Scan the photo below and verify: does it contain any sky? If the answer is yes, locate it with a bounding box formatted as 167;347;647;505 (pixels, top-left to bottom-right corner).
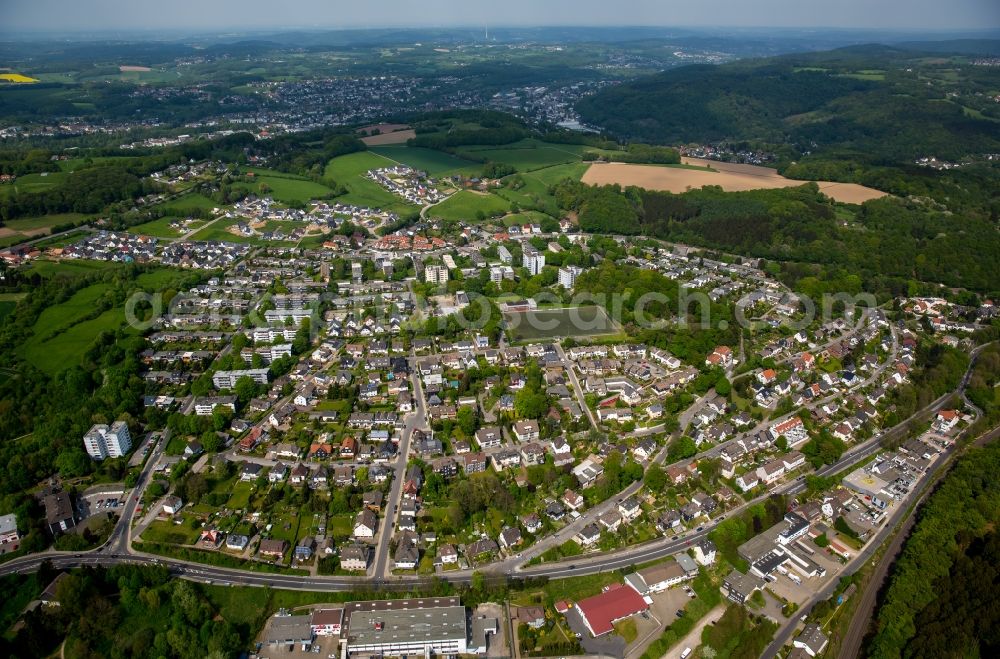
3;0;1000;34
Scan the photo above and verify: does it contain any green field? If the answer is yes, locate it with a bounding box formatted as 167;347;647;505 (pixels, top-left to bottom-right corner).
154;193;218;215
428;189;511;222
0;212;89;247
369;145;479;176
18;267;190;373
189;219;302;246
323;151;420;214
128;215;202;238
245;168;336;204
25;259;121;279
505;306;620;341
0;171;66;197
455;139;593;171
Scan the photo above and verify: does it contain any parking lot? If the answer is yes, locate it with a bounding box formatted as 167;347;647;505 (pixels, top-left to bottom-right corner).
77;488;128;519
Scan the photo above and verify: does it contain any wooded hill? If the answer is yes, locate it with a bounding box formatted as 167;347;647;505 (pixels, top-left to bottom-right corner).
576;43;1000;163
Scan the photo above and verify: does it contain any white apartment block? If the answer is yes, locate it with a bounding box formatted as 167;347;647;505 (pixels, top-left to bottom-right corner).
558;266;583;289
213;368;269;389
424;264;449;285
83;421;132;460
523;251;546;276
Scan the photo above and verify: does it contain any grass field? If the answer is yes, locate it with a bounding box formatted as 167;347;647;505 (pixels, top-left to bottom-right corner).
154;193;219;215
189;219;301;246
323;151;420;214
0;171;66;198
506;306;620;341
368;145;479;176
427;190;510;222
0;213;89;248
244;168;335;204
455;140;584;171
128;216;201;238
18;267;190;373
26;259;121;278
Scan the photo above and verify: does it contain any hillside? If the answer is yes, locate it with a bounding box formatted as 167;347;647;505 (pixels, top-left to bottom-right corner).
576;44;1000;163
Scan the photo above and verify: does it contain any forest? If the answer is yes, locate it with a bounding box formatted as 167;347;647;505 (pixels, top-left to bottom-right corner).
552;180;1000;294
866;440;1000;659
0;564;247;659
576;44;1000;163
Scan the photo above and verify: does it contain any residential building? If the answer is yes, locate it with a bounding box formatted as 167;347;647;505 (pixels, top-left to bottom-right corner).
558;265;583;289
83;421;132;460
424;264;449;285
213;368;269;388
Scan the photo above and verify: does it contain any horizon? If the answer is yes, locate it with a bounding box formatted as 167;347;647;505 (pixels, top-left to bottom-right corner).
4;0;1000;35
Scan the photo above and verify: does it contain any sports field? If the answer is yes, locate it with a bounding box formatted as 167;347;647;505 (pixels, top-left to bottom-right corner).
505;306;620;341
582;159;888;204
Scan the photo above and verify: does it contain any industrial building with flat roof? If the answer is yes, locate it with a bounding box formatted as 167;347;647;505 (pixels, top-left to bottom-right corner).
344;597;468;656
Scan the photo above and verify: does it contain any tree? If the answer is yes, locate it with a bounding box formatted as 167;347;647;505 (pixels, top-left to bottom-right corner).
644;463;668;491
715;376;732;397
234;376;257;404
668;436;698;462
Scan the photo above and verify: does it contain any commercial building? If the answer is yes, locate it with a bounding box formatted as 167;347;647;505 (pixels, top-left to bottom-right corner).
213;368;269;389
624;559;692;594
263;614;314;647
343;597;468;655
83;421;132;460
575;583;649;637
0;513;20;545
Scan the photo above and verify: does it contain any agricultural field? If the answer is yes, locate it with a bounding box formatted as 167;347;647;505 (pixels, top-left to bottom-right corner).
505;305;620;341
583;159;888;204
428;189;511;222
243;168;336;204
368;145;479;176
0;212;89;247
323;151;421;214
0;73;39;83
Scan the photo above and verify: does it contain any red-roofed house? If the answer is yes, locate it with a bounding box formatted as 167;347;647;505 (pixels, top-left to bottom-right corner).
575;583;649;637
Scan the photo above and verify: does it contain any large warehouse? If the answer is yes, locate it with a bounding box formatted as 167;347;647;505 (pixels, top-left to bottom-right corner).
344;597;470;656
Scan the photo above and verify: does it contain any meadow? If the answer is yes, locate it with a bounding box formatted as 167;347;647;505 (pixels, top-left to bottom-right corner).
323;151;420;214
455;139;586;171
154;192;219;215
368;145;478;176
428;189;511;222
128;216;202;238
19;266;191;373
244;168;336;204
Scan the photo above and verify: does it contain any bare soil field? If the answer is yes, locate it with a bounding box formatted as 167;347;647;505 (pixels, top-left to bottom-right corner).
583;159;887;204
358;124;415;145
118;65;152;72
